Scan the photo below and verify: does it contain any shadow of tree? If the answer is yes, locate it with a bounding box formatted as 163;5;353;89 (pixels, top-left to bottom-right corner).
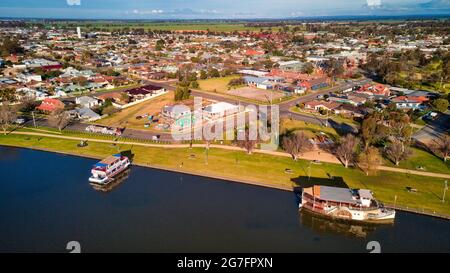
291;176;348;190
120;149;135;162
327;119;358;137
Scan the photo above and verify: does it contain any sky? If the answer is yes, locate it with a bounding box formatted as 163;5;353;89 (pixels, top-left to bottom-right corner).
0;0;449;19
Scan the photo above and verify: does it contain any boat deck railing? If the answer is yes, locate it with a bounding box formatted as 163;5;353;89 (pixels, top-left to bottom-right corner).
302;195;382;212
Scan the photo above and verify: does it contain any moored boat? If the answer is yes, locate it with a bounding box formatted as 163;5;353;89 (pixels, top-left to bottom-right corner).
299;185;395;223
91;168;131;192
89;154;131;184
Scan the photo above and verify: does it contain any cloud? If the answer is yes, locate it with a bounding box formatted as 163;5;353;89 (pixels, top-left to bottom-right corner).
366;0;382;8
66;0;81;6
290;11;304;17
132;9;164;15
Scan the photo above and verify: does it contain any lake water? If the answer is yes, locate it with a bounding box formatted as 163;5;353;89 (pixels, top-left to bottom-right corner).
0;146;449;253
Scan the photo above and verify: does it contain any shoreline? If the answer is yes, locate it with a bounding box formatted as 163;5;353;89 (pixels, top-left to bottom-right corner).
0;143;293;192
1;143;449;221
8;131;450;179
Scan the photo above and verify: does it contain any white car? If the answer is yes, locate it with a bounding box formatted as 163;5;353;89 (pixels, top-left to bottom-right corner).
14;118;26;125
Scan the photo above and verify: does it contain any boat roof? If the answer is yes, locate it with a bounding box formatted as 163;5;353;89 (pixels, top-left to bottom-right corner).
358;189;373;199
312;185;357;204
96;154;121;167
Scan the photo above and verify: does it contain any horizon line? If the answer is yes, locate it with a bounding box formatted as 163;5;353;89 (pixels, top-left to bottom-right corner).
1;13;450;22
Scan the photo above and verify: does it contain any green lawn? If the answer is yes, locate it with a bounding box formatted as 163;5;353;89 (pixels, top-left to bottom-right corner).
198;75;240;93
384;147;450;175
280;118;340;140
1;133;449;216
291;106;360;128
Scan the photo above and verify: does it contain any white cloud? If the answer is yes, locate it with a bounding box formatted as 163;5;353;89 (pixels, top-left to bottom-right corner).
67;0;81;6
366;0;382;7
132;9;164;15
290;11;304;17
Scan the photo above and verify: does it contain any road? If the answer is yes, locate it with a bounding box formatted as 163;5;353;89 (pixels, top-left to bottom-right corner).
413;111;450;144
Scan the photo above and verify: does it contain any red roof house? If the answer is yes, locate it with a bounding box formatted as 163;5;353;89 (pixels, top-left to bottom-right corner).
244;49;265;57
36;98;64;113
357;84;390;97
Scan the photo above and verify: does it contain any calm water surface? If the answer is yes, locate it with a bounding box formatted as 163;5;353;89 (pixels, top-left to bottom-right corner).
0;146;449;253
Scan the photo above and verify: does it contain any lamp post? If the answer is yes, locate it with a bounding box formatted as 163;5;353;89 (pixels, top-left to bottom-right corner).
307;161;312;181
32;111;36;128
443;180;448;203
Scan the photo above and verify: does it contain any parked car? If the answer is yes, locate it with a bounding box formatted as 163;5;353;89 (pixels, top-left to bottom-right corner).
14;118;26;125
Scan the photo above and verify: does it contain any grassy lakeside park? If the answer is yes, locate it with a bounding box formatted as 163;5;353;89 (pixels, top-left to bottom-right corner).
0;132;449;216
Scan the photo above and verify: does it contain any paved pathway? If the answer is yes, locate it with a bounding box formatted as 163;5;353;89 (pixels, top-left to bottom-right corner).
7;131;450;179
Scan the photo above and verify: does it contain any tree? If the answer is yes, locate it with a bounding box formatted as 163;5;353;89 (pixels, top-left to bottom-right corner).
432;98;449;113
387;110;413;156
385;139;411;166
19;96;39;113
0;88;16;102
174;86;191;101
120;93;131;104
358;147;381;176
282;131;313;160
335;134;359;168
228;77;245;87
190;81;199;89
325;59;345;78
361;115;378;149
48;110;70;132
199;70;207;80
207;68;220;78
302;62;315;75
0;104;17;135
155;39;165;51
237;128;259;155
433;135;450;162
102;105;118;116
0;37;24;57
73;76;88;86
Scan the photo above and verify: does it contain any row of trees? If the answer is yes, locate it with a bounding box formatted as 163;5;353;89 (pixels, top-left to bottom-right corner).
364;49;450;92
277;105;450;176
0;37;24;57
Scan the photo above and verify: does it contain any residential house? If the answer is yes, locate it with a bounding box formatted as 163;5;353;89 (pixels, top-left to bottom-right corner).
328;94;367;106
126;85;165;101
278;60;305;72
304;100;341;112
69;107;101;121
36;98;65;113
75;96;99;108
203;102;239;120
162;105;191;120
333;104;367;118
391;96;429;110
356;84;390;97
300;77;329;91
